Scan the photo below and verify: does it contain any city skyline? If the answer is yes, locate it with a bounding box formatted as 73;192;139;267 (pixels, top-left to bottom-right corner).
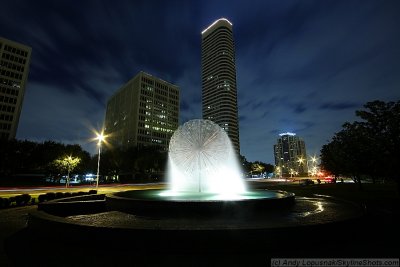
1;0;399;163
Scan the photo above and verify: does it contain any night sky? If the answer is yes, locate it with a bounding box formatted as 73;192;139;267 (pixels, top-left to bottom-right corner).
1;0;399;163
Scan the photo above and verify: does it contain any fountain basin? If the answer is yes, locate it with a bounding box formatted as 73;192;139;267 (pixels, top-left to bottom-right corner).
106;189;295;217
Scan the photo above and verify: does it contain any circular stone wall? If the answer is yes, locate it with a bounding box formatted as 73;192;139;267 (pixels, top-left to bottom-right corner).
106;189;295;218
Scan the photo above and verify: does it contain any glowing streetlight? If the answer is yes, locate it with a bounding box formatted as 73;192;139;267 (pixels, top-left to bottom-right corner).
297;157;305;176
96;132;105;190
276;166;281;178
310;156;318;177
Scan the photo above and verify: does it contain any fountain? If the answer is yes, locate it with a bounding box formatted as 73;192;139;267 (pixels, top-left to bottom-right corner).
7;120;364;266
106;119;295;216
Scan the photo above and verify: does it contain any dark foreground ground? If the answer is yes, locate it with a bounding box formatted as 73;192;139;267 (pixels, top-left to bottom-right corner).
1;182;399;267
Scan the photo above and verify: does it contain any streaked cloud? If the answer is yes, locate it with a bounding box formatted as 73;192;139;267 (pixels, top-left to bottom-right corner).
0;0;398;163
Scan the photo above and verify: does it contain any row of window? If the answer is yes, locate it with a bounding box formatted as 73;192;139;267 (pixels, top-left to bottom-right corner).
141;82;179;96
0;113;13;122
0;122;11;130
1;52;27;65
0;69;23;80
154;81;176;92
141;76;154;85
140;88;179;103
140;88;154;97
0;77;21;88
154;87;168;97
138;136;167;144
137;129;151;135
0;86;19;96
1;60;25;72
0;95;17;105
3;44;29;57
0;104;16;113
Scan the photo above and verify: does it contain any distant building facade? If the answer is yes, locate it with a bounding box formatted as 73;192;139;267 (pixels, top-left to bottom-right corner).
0;37;31;139
104;71;179;150
274;132;308;176
201;18;240;154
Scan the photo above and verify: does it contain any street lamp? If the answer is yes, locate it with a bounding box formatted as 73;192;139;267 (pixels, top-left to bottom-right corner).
310;156;318;177
297;157;305;176
276;166;281;178
66;156;72;188
96;132;105;190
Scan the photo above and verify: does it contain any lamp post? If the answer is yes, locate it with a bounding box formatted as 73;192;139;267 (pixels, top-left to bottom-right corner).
297;157;305;176
276;166;281;178
96;132;105;190
310;156;318;177
66;156;72;188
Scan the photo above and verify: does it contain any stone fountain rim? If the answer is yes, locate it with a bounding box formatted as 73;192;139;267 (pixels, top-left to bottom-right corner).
107;189;296;203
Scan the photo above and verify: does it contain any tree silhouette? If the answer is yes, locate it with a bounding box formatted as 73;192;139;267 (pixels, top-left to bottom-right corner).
320;100;400;190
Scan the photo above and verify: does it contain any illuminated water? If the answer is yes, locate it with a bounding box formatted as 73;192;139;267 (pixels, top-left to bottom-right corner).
167;119;246;196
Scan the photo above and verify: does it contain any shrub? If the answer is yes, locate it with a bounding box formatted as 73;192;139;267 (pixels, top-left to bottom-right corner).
55;192;65;199
45;192;56;200
38;194;47;203
2;198;11;208
64;192;72;198
9;197;16;205
0;197;3;208
15;195;24;206
77;191;85;196
88;190;97;195
22;194;31;204
31;198;36;205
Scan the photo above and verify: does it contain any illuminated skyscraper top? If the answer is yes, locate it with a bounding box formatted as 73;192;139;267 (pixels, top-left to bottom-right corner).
201;18;240;154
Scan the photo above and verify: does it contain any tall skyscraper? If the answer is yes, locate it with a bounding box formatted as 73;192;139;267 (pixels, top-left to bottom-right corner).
274;132;308;176
0;37;31;139
201;18;240;154
104;71;179;150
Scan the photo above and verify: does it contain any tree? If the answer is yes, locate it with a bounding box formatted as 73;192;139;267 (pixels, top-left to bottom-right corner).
249;161;273;178
320;100;400;190
250;162;265;176
264;163;275;178
52;156;81;188
238;155;251;175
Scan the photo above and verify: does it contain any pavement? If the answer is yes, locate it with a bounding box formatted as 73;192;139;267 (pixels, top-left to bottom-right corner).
0;205;36;266
1;182;399;266
0;183;165;266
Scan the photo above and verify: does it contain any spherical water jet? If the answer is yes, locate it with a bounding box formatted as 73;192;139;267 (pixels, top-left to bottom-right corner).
167;119;246;196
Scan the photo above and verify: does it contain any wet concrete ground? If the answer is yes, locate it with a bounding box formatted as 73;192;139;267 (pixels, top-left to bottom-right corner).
0;206;35;266
3;194;399;266
1;182;399;266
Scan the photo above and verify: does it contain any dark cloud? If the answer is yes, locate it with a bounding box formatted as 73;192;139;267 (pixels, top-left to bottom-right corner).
1;0;399;163
319;102;360;111
293;103;307;114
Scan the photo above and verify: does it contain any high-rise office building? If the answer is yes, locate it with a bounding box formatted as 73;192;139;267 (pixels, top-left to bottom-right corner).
104;71;179;150
0;37;31;139
274;132;308;176
201;18;240;154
